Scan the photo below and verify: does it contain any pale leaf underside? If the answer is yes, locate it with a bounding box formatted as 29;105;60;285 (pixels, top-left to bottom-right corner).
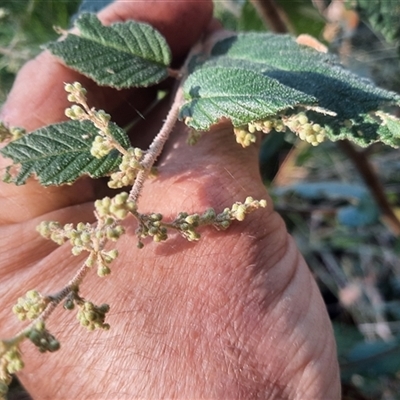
181;33;400;147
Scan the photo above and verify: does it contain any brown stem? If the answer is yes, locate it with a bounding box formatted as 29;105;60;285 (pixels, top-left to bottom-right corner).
249;0;289;33
338;140;400;236
251;0;400;237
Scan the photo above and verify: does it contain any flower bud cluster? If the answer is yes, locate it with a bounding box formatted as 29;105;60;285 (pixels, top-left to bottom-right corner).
26;321;60;353
284;112;326;146
12;290;49;321
172;212;201;241
86;249;118;277
64;82;118;159
37;194;135;277
172;208;217;241
77;301;110;331
136;213;168;244
0;342;24;396
233;127;257;148
36;221;66;245
108;147;144;188
250;118;286;135
135;200;267;246
234;111;326;147
65;104;87;120
234;117;287;147
0;122;25;143
95;192;137;221
90;134;113;158
37;221;94;253
64;82;87;104
214;197;267;228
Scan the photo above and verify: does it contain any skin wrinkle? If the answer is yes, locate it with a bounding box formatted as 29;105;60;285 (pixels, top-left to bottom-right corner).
0;1;341;397
0;203;96;276
175;229;286;396
265;254;338;398
219;238;318;396
290;290;340;399
115;228;276;396
113;193;300;396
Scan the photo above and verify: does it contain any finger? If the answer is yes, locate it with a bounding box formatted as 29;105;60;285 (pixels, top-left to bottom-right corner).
0;0;213;224
1;0;213;130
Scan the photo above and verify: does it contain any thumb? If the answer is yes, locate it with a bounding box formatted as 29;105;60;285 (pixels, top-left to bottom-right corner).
0;0;213;224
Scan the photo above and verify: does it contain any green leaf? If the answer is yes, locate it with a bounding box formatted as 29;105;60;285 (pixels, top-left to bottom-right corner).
46;13;171;88
180;66;316;130
213;0;266;32
346;0;400;45
0;0;81;106
181;32;400;147
0;120;130;186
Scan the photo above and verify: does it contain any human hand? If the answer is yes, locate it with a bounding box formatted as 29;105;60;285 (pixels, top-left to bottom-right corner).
0;1;340;398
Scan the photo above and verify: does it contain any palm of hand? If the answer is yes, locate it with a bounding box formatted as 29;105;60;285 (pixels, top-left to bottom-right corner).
0;1;340;398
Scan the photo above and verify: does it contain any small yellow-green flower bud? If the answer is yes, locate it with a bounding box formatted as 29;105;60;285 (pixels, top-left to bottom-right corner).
35;320;45;331
95;110;111;125
71;246;83;256
187;231;201;241
48;339;60;352
297;112;308;125
77;222;86;231
219;220;231;229
64;83;75;93
201;208;216;222
67;93;78;103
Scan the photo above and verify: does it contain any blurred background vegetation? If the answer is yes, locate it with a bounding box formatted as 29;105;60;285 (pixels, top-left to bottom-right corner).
2;1;400;399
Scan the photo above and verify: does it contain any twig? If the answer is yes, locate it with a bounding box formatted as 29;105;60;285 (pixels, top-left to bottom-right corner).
251;0;400;237
128;39;204;204
14;263;91;340
338;140;400;236
129;87;183;203
249;0;289;33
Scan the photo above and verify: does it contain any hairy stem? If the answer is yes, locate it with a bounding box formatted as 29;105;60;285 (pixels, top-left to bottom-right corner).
129;87;183;203
15;263;91;339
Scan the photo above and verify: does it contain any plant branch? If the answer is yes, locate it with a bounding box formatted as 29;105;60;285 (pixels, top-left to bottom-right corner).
14;263;91;340
249;0;289;33
129;86;183;203
252;0;400;237
338;140;400;236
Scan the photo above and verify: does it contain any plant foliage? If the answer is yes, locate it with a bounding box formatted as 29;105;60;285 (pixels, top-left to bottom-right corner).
346;0;400;46
2;16;400;186
2;3;400;399
181;32;400;147
1;120;129;185
46;13;172;88
0;0;80;105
